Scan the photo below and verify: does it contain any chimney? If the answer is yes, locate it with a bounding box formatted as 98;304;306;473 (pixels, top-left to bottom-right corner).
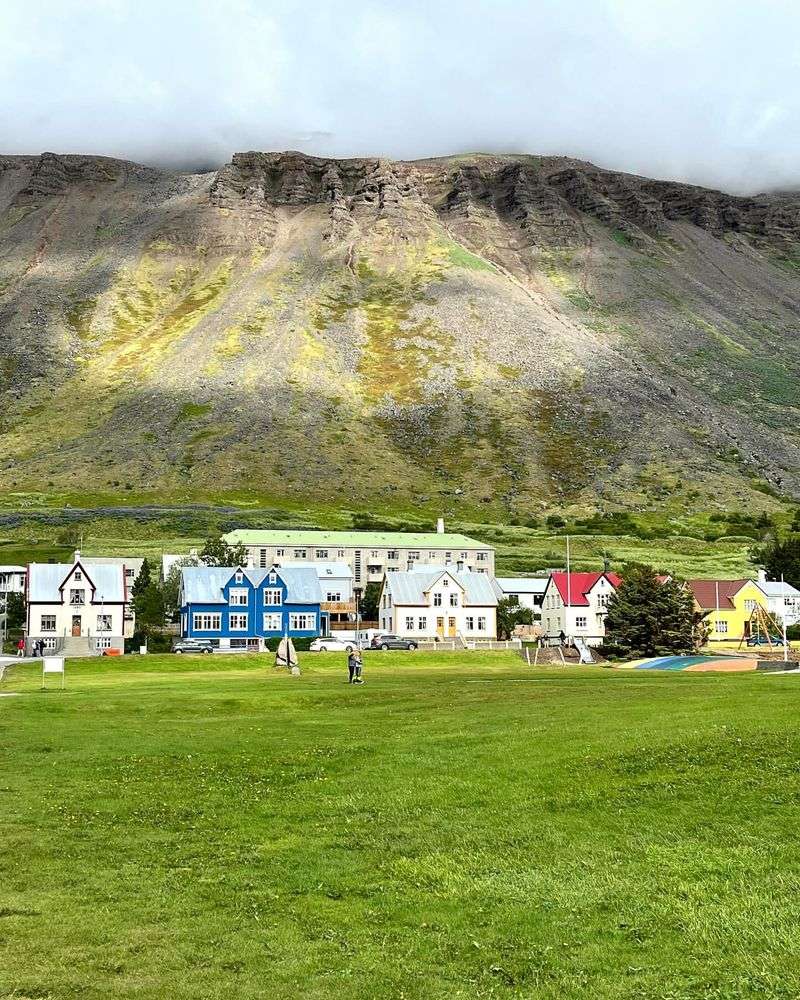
74;550;81;563
436;517;445;534
758;568;767;584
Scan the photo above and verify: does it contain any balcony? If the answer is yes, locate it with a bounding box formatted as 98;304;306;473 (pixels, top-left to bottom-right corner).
321;601;356;613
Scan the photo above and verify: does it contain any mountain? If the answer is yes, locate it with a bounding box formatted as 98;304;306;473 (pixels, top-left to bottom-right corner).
1;149;799;518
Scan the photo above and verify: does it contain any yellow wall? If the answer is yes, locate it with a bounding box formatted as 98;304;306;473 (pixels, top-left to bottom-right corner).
701;581;768;642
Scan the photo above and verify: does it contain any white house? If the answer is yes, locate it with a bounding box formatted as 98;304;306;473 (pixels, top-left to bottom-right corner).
26;554;135;655
493;576;548;612
0;566;26;607
379;567;498;640
540;571;622;647
280;561;355;630
756;569;800;627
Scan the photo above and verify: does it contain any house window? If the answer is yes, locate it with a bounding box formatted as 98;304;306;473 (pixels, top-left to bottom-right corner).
597;594;610;608
715;620;728;634
74;570;82;581
370;550;379;558
429;551;437;558
326;591;342;602
445;552;451;560
229;613;248;631
263;612;282;631
450;593;458;607
294;549;307;559
387;550;399;560
477;617;487;631
409;551;420;560
433;593;442;606
477;552;487;562
337;550;345;558
576;616;588;628
70;589;85;605
234;571;244;583
193;613;221;631
290;613;316;631
276;549;285;557
466;616;474;630
40;615;56;632
263;589;283;605
229;588;248;606
316;549;328;559
95;637;112;650
97;614;112;632
461;552;468;559
442;577;449;587
259;549;268;568
743;599;758;611
405;616;414;630
418;616;427;630
269;572;276;583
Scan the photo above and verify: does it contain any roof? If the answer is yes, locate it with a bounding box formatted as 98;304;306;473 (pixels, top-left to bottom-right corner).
549;571;622;607
83;557;144;571
495;577;549;594
223;528;492;550
757;580;800;598
28;561;126;602
687;579;762;610
383;569;498;607
181;565;323;605
280;561;353;579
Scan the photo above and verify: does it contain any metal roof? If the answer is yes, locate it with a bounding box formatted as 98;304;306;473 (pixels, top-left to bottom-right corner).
224;528;491;550
181;566;323;605
383;569;497;607
495;577;549;593
280;561;353;579
28;562;126;602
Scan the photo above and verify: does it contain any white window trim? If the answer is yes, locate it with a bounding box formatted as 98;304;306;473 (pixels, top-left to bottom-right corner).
229;613;249;631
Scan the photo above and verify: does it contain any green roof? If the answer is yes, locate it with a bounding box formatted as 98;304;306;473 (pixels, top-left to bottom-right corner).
223;528;492;550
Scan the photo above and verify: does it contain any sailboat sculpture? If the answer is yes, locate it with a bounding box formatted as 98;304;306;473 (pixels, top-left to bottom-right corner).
275;632;299;672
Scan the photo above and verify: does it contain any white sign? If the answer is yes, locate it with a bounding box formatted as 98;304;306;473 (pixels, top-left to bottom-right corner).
42;656;65;689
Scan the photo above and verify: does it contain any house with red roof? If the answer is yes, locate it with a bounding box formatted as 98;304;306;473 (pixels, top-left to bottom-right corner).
540;570;622;646
685;578;771;643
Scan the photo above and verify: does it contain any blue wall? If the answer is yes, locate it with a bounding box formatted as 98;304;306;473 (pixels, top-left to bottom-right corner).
181;570;322;639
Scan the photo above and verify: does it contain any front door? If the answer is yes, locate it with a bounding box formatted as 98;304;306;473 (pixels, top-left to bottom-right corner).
448;616;457;637
436;616;445;637
71;615;81;637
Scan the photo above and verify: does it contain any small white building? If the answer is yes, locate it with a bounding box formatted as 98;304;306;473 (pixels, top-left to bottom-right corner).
379;567;498;640
0;566;26;606
756;569;800;626
540;571;622;646
26;555;135;655
494;576;548;612
280;560;355;630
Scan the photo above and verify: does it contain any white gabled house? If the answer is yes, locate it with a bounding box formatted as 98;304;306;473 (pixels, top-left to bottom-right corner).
26;553;134;655
540;571;622;647
379;567;498;640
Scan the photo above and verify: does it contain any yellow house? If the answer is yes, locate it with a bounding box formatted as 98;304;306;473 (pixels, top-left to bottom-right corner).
687;578;770;643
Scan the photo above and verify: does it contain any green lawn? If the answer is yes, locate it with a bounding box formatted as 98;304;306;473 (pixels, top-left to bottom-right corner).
3;653;800;999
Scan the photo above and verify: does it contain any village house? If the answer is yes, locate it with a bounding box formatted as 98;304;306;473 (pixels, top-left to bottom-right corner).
493;576;547;613
540;571;622;646
26;554;134;656
0;565;27;605
686;578;773;644
378;567;498;641
223;519;495;587
755;569;800;627
280;561;355;630
179;565;323;650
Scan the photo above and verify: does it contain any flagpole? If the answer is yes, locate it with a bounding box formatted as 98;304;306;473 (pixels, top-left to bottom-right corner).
566;535;572;645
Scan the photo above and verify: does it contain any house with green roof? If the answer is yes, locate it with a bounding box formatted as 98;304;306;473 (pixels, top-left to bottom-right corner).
223;519;495;587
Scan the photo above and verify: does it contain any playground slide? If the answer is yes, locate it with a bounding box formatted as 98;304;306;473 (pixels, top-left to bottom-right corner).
574;636;594;663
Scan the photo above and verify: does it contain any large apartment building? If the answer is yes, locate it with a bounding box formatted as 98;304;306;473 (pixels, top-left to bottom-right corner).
224;520;495;587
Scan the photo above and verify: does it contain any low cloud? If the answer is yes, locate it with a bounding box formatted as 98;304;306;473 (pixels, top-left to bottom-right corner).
1;0;799;193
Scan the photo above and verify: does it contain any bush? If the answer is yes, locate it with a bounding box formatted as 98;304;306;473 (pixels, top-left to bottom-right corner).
545;514;566;529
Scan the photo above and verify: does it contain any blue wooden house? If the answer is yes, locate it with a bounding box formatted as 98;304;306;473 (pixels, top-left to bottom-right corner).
179;565;324;650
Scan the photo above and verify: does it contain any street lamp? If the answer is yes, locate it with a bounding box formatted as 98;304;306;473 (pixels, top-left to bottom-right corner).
353;586;363;650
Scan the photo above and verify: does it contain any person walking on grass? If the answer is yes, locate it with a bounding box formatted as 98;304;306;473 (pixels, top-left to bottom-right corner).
16;637;25;658
347;648;364;684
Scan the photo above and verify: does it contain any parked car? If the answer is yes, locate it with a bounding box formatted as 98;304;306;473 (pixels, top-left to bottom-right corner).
309;636;357;653
746;634;783;646
172;638;214;654
370;634;418;651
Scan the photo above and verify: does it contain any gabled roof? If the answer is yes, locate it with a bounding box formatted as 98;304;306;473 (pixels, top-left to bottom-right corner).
28;561;126;602
686;579;763;610
181;565;322;605
280;560;353;579
382;569;497;607
757;579;800;599
548;571;622;607
495;577;549;594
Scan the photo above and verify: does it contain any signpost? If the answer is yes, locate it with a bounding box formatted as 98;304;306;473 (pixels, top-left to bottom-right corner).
42;656;65;690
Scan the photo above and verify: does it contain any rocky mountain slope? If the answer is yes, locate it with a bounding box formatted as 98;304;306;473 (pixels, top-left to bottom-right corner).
1;149;799;517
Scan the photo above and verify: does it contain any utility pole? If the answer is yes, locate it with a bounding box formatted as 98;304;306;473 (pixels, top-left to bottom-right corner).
781;574;789;663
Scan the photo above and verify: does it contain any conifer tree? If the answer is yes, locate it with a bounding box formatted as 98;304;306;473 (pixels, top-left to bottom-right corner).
604;564;695;657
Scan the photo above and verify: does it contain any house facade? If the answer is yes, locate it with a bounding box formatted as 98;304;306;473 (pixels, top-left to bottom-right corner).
494;576;548;612
180;565;323;650
26;556;133;655
0;566;26;606
280;561;355;630
540;571;622;646
379;568;498;640
223;520;495;587
686;578;773;643
755;570;800;627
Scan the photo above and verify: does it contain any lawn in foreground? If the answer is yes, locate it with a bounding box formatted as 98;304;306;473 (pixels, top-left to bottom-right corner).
2;652;800;999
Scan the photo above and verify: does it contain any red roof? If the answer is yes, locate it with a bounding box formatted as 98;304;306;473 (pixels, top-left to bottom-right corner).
549;571;621;607
687;579;750;610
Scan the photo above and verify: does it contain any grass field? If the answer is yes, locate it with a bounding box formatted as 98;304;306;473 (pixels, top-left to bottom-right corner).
3;652;800;999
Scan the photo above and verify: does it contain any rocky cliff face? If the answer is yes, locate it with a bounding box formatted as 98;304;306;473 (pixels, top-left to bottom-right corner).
0;149;799;516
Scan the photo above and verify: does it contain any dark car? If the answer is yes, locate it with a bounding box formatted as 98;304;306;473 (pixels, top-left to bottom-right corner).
370;634;418;651
172;638;214;654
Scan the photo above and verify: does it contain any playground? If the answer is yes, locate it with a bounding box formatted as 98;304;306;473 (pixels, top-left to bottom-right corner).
3;651;800;998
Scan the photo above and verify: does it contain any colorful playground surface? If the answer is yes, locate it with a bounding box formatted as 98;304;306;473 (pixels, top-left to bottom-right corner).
620;654;770;672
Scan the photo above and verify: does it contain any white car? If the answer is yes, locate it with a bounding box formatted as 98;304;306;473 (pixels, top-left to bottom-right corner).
309;636;357;653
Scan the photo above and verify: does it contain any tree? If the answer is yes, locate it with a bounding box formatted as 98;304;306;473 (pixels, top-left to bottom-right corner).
5;592;25;631
201;536;248;567
161;556;200;623
131;558;152;601
359;582;381;622
752;535;800;591
604;564;695;657
496;598;534;640
134;583;165;629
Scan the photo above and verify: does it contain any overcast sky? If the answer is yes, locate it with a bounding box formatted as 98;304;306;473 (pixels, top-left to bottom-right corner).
2;0;799;193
